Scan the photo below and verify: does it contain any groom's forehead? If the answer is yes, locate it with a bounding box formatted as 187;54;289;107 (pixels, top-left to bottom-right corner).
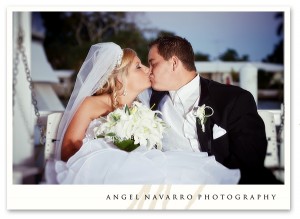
148;47;162;61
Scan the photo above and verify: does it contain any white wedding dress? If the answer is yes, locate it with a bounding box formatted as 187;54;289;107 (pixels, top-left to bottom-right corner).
46;118;240;184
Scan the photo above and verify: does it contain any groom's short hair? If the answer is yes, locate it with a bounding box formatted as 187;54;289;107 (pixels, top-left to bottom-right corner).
149;35;197;72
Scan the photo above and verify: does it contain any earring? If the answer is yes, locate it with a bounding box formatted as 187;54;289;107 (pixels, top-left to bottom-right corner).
123;88;127;96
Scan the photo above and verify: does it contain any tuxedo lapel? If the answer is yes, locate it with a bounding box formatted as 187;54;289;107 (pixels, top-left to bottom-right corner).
150;90;168;110
197;77;213;155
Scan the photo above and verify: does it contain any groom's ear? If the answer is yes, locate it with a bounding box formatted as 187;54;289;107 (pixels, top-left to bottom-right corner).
171;56;179;71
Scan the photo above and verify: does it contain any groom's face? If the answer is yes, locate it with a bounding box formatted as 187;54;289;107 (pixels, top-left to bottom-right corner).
148;45;174;91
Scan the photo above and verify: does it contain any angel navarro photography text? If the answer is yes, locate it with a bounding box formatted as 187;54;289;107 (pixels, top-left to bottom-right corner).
106;193;277;201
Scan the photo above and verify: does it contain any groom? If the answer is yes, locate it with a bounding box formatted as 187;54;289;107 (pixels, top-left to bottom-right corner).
148;35;281;184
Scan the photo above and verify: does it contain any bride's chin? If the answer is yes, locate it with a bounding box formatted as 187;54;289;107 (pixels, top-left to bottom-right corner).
145;81;151;88
140;84;151;92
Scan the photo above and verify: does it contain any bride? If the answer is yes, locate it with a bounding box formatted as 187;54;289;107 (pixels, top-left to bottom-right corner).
45;42;240;184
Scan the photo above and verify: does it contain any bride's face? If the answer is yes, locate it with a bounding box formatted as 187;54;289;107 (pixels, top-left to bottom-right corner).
126;56;151;93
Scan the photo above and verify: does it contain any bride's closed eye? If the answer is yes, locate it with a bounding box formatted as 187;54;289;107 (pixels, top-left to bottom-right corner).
136;62;143;69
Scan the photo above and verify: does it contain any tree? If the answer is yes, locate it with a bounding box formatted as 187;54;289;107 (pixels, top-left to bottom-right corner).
218;48;249;61
109;22;150;64
156;31;176;38
260;12;284;100
262;39;283;64
262;12;283;64
39;12;150;70
194;52;210;61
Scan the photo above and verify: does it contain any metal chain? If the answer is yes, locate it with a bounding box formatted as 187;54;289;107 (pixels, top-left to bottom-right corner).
13;26;46;145
12;48;19;108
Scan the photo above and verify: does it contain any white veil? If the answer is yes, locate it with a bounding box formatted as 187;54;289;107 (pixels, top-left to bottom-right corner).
54;42;123;160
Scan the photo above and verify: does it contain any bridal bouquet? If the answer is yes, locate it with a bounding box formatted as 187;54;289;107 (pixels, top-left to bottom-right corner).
93;101;167;152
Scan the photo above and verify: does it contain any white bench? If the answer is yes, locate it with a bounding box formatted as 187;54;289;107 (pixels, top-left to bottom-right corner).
45;110;283;170
257;110;279;168
44;112;63;161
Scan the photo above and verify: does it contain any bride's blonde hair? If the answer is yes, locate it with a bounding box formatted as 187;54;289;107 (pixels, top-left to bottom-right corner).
94;48;137;109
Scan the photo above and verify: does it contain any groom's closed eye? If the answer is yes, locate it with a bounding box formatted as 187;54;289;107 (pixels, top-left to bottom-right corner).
148;59;154;66
149;61;156;67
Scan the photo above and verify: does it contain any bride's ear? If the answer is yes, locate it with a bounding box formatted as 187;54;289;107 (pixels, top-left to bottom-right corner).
115;77;123;88
116;74;127;90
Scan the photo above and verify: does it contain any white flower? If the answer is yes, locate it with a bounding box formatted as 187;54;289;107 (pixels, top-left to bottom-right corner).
193;104;214;132
93;101;167;151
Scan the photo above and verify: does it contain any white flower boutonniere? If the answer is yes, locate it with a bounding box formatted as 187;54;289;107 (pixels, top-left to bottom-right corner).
193;104;214;132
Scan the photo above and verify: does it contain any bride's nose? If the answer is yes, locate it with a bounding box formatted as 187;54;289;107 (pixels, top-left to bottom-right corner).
143;65;150;75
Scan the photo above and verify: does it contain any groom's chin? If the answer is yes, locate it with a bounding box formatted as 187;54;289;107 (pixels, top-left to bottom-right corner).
151;87;161;91
150;85;164;91
151;88;168;92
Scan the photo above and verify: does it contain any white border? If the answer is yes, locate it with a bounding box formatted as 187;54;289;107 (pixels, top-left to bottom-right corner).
6;6;291;210
7;185;290;210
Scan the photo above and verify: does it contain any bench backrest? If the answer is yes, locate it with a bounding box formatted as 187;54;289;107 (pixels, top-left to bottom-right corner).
258;110;279;168
44;112;63;161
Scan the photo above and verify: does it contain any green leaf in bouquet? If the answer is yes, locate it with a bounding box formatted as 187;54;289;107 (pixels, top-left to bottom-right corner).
124;104;130;115
106;132;116;137
114;139;139;152
95;134;105;139
111;114;120;122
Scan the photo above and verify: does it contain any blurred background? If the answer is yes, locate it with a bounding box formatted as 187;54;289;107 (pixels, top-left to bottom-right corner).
12;11;285;184
31;11;284;108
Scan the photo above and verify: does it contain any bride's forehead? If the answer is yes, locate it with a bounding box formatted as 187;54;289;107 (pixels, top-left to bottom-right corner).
132;55;141;63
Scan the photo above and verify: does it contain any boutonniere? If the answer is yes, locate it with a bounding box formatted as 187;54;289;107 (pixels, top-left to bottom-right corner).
193;104;214;132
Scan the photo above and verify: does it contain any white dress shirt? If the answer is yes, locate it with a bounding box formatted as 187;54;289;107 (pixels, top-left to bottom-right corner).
160;74;202;152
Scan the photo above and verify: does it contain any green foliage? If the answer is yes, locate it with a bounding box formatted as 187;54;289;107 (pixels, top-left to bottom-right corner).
262;12;283;64
195;52;210;61
157;30;176;38
257;69;273;89
231;71;239;82
218;48;249;61
108;26;150;64
262;39;283;64
39;12;151;69
114;139;140;152
124;104;130;115
275;12;283;37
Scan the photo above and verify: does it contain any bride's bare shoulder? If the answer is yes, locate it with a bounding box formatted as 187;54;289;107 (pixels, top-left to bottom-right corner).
81;94;113;117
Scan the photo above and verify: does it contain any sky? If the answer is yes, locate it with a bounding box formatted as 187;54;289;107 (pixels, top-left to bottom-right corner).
136;12;281;61
32;11;282;62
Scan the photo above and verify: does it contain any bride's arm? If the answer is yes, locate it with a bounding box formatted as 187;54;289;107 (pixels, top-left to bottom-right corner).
61;97;108;161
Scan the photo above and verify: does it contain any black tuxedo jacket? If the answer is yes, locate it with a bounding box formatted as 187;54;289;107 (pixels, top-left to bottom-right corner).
150;77;281;184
